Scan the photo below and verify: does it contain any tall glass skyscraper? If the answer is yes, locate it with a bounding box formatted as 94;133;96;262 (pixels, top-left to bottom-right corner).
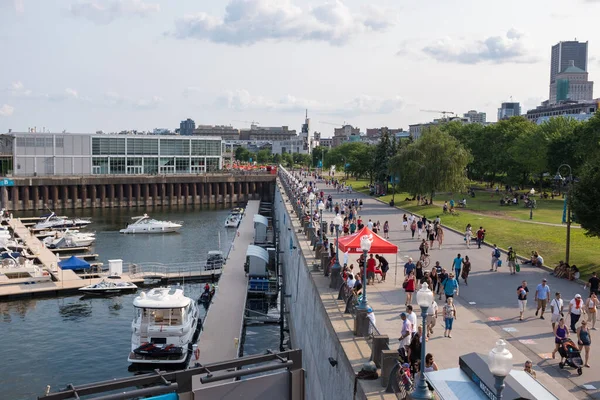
550;41;588;84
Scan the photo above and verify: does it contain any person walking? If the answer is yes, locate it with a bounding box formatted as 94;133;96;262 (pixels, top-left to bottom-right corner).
443;297;457;338
402;214;408;231
465;225;473;248
452;254;463;294
507;246;517;275
430;267;439;295
585;293;598;330
426;298;438;339
403;271;416;306
517;281;529;321
552;318;569;360
404;258;416;276
443;272;459;300
461;256;471;286
417;218;424;239
550;292;564;330
436;225;444;249
428;223;435;249
383;221;389;239
406;305;418;336
366;254;376;285
399;312;413;351
490;245;501;272
569;294;585;333
535;278;551;320
410;218;417;238
476;226;485;249
585;271;600;297
577;320;592;367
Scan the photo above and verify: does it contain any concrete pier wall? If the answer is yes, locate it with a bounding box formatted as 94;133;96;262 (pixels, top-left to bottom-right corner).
274;184;365;400
0;173;276;211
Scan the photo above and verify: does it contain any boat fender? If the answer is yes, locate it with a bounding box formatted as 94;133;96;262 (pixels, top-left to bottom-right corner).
194;346;200;360
237;231;240;237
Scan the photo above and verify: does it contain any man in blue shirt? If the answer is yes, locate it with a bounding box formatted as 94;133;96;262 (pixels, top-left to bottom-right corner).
453;253;463;279
534;278;551;320
443;272;459;300
404;258;415;276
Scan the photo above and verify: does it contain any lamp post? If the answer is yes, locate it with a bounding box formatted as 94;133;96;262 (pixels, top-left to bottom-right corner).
308;192;316;228
529;188;535;220
412;283;434;399
329;214;344;289
318;202;325;245
358;235;372;310
488;339;513;399
554;164;573;264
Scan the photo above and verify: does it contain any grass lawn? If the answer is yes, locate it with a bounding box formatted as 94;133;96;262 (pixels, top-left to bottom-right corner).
345;177;600;278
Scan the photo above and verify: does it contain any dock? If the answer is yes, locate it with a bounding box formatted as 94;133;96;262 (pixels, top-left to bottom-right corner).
190;200;258;375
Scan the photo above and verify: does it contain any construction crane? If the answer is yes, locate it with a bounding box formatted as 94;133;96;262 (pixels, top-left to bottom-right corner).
318;121;348;126
420;110;456;119
233;119;260;126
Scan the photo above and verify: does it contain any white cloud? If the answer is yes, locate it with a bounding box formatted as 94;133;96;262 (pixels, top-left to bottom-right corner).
422;29;540;64
213;89;403;116
70;0;160;24
9;81;33;97
0;104;15;117
170;0;395;46
102;92;163;109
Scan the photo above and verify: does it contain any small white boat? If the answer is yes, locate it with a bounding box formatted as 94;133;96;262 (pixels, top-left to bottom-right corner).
43;230;96;249
79;279;138;295
224;214;241;228
33;213;92;230
120;214;182;234
0;257;51;285
128;286;199;364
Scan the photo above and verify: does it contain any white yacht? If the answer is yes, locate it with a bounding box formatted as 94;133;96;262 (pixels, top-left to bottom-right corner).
33;213;92;230
79;279;138;295
128;287;199;364
120;214;182;234
43;230;96;248
224;214;241;228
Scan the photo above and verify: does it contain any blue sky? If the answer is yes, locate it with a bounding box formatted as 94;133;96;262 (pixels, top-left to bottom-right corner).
1;0;599;136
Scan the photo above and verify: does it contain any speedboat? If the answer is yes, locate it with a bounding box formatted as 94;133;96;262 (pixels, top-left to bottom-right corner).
33;213;91;230
120;214;182;234
128;286;199;364
224;214;241;228
43;230;96;248
79;279;138;295
232;207;245;215
205;250;224;271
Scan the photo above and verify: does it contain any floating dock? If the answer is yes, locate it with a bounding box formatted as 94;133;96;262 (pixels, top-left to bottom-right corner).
189;200;259;377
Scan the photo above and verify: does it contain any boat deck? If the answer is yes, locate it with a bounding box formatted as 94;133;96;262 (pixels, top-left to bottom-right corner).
190;201;258;379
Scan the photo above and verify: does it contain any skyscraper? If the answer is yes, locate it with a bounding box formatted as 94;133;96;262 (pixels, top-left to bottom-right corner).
179;118;196;136
497;102;521;120
550;41;588;84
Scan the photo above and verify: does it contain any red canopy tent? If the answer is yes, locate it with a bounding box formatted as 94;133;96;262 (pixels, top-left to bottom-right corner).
337;226;400;285
337;226;398;254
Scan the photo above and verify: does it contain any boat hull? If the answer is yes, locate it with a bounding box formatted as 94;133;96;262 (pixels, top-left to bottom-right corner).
120;226;181;234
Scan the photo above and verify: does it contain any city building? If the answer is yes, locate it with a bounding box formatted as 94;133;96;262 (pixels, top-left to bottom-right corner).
1;132;222;177
332;125;360;147
497;102;521;120
550;41;588;86
463;110;487;124
365;128;405;139
312;132;321;148
408;122;436;140
549;60;594;104
239;124;297;141
319;138;333;148
179;118;196;136
299;111;313;154
152;128;173;135
525;99;600;122
193;125;240;140
271;139;305;155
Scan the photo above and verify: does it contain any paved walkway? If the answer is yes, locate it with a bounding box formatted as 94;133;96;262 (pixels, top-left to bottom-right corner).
304;179;598;399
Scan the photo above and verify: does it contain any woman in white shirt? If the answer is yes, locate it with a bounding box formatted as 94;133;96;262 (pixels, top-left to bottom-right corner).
346;274;356;290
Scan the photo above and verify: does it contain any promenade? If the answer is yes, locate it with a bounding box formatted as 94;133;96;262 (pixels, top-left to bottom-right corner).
302;177;597;399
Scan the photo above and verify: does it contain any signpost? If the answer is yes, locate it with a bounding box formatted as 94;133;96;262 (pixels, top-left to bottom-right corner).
0;179;14;187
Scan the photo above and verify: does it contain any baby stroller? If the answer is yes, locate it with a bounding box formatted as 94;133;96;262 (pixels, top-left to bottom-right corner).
558;338;583;375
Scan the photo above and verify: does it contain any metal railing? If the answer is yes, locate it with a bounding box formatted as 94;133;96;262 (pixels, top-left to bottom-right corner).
126;262;223;279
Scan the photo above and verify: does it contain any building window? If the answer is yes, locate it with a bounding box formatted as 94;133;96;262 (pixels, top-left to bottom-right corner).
92;157;109;174
206;158;219;172
175;158;190;173
191;140;206;156
127;138;158;155
206;141;220;156
144;158;158;175
127;157;142;166
55;137;64;148
110;157;126;174
160;139;189;156
159;157;175;174
92;137;126;155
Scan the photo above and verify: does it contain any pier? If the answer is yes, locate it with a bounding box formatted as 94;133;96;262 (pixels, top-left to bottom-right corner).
191;200;259;375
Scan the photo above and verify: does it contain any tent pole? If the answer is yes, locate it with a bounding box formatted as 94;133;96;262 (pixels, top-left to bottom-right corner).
394;252;398;287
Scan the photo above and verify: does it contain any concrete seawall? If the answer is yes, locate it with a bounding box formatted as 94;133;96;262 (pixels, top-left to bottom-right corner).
274;184;366;400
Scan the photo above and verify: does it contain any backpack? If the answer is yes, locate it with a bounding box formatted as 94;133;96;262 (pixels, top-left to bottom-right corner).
494;248;500;258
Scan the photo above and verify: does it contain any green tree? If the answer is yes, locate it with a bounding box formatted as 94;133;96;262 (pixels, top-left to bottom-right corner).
256;149;273;164
281;152;293;167
373;128;392;186
571;153;600;237
235;147;250;162
390;128;472;203
312;146;328;168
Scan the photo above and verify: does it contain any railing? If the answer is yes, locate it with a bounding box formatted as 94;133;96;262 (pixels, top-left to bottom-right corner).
126;262;223;280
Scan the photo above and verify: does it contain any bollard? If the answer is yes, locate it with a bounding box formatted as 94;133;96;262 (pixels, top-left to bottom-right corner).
355;309;370;337
381;350;399;388
370;335;389;368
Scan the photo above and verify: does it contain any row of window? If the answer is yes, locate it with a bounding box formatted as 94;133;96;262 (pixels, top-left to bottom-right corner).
16;137;64;148
91;137;221;156
92;157;220;175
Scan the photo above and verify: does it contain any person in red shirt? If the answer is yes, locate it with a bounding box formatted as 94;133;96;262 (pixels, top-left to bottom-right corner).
476;227;485;249
367;254;377;285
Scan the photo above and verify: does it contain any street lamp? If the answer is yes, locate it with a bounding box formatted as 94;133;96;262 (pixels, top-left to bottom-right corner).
318;201;325;245
411;282;434;399
554;164;573;264
357;235;372;310
529;188;535;220
308;192;316;228
488;339;513;399
329;213;344;289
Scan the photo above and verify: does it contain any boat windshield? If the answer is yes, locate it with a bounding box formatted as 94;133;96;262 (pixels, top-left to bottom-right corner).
135;306;186;326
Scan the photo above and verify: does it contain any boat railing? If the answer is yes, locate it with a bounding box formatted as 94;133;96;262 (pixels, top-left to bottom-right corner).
125;262;223;279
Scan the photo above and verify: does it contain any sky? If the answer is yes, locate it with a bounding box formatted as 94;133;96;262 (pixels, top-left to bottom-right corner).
1;0;599;137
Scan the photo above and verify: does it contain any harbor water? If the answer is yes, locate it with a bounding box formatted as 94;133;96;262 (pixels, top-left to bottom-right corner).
0;207;276;400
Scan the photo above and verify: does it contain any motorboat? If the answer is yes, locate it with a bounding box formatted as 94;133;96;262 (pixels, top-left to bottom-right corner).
128;286;200;364
231;207;245;216
205;250;224;271
33;213;92;230
79;279;138;295
0;256;51;285
224;214;241;228
43;230;96;249
120;214;182;234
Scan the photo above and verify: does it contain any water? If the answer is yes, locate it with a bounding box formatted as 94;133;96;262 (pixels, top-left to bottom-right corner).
0;207;240;400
